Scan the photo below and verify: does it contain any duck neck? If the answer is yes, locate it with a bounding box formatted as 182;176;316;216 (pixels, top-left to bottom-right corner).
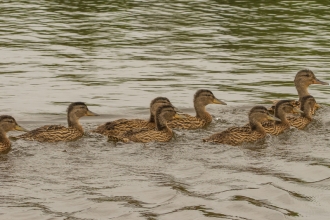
155;115;169;131
250;121;266;136
0;128;10;147
295;81;310;101
67;113;83;133
194;103;212;123
148;114;155;123
275;110;289;125
302;105;312;120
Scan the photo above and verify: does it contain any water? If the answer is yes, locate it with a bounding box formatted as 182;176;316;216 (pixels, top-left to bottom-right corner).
1;0;330;219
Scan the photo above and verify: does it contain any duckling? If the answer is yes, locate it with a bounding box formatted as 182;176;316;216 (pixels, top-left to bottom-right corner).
109;104;182;143
0;115;28;153
17;102;98;142
92;97;174;136
167;89;226;129
203;106;280;146
270;69;328;114
262;100;303;135
288;95;316;129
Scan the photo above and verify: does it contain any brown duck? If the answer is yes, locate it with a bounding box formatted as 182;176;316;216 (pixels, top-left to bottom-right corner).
270;69;328;114
262;100;303;135
92;97;174;136
17;102;98;142
167;89;226;129
203;106;280;146
0;115;28;153
288;95;316;129
109;104;183;143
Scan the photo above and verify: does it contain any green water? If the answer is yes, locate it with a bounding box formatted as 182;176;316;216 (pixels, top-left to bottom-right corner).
1;1;330;220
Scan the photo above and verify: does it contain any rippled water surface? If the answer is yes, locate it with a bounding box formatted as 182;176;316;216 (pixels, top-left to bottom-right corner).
1;0;330;219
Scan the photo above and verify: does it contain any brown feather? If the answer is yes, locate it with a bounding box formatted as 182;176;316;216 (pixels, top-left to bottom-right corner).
93;119;154;136
16;102;97;142
109;105;177;143
17;125;83;142
167;113;211;129
204;126;265;146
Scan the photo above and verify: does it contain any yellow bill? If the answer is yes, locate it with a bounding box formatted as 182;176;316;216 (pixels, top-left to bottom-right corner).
213;98;227;105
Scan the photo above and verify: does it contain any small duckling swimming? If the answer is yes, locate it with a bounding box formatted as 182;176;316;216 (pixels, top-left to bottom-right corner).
17;102;98;142
262;100;303;135
288;95;316;129
0;115;28;153
270;69;328;114
203;106;280;146
109;104;182;143
167;89;226;129
92;97;174;136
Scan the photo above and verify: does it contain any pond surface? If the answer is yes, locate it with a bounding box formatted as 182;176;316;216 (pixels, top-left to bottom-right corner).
1;0;330;219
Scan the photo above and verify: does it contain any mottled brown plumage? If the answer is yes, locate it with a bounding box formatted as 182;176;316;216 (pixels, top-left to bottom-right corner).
0;115;27;153
17;102;98;142
203;106;280;146
109;105;181;143
288;95;316;129
92;97;174;136
167;89;226;129
269;69;328;114
262;100;303;135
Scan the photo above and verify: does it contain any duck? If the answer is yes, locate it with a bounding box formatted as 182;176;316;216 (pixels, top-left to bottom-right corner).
109;104;183;143
203;106;280;146
167;89;226;129
262;100;303;135
16;102;98;142
269;69;328;114
0;115;28;153
92;97;175;137
288;95;316;129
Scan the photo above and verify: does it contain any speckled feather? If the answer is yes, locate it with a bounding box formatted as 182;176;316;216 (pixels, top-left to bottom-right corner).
17;125;83;142
204;126;265;146
167;113;212;129
0;140;11;154
110;127;174;143
269;100;316;115
287;116;312;129
261;121;290;135
242;118;290;136
93;119;154;136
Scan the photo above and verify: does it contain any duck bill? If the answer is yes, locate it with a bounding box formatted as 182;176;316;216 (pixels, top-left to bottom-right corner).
313;78;329;85
173;113;186;119
213;98;227;105
86;110;99;116
15;124;29;132
293;107;304;114
315;103;320;109
267;115;281;122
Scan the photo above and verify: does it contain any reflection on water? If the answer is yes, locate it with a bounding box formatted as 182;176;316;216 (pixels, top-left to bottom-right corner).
1;0;330;219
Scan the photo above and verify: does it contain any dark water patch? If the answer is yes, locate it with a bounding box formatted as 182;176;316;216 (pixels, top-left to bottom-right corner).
233;195;300;217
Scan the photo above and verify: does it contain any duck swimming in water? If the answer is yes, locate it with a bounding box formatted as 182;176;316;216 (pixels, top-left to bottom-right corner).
262;100;303;135
203;106;280;146
288;95;316;129
167;89;226;129
0;115;28;153
17;102;98;142
110;104;183;143
269;69;328;114
92;97;175;137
